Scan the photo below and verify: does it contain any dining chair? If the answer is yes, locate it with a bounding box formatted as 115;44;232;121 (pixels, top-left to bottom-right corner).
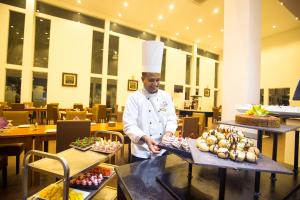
11;103;25;111
92;104;107;123
66;111;87;120
192;112;206;133
46;104;59;124
182;117;200;139
116;111;123;122
212;106;222;123
2;111;29;126
56;120;91;153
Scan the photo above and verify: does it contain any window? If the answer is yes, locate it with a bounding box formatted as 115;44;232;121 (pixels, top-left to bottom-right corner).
90;77;102;107
196;57;200;86
185;55;191;85
269;88;290;106
32;72;47;107
5;69;22;103
185;87;190;100
107;35;119;76
106;79;117;108
91;31;104;74
161;49;166;82
34;17;51;68
260;89;264;105
7;11;25;65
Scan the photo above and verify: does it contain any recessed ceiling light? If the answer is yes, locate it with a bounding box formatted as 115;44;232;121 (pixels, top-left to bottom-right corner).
220;28;224;32
158;15;164;20
40;19;43;22
45;32;48;35
213;8;219;14
280;2;283;6
118;13;122;17
272;25;277;29
175;32;180;36
196;40;200;43
214;46;217;49
169;4;175;10
16;32;19;35
10;25;14;28
186;26;190;30
21;37;23;40
123;2;128;8
197;18;203;23
77;0;81;4
208;34;211;38
296;17;299;20
78;12;81;15
150;24;154;28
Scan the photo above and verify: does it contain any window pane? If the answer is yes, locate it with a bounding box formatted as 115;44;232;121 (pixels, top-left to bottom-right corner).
7;11;25;65
90;77;102;107
185;87;190;100
32;72;47;107
5;69;22;103
185;55;191;85
196;57;200;86
106;79;117;109
161;49;166;82
269;88;290;106
107;35;119;76
91;31;104;74
34;17;51;68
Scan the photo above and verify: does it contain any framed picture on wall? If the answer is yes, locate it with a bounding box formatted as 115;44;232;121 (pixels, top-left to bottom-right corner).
204;88;210;97
62;73;77;87
128;80;138;91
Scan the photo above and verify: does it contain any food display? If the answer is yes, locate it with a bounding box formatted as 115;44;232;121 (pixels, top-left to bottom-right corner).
235;105;280;128
38;183;84;200
90;138;122;154
70;137;95;151
70;165;114;190
196;125;260;163
161;135;190;152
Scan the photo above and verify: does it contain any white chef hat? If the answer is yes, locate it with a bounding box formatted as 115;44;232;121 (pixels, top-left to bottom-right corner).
142;41;164;73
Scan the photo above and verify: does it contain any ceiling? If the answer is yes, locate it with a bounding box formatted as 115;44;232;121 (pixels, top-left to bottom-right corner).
40;0;300;54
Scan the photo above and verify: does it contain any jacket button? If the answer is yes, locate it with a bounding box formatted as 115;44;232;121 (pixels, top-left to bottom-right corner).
150;122;152;124
150;134;152;136
149;110;151;112
147;98;150;100
160;133;162;135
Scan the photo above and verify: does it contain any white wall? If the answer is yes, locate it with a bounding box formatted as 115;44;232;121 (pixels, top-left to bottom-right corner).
47;17;92;107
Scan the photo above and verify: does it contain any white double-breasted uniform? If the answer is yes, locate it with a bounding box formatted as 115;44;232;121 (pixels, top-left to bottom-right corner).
123;88;178;159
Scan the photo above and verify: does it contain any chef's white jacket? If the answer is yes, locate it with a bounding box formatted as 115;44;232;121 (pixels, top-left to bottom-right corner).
123;89;178;159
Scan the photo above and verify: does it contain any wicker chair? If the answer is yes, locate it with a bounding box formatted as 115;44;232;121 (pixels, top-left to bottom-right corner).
56;120;91;153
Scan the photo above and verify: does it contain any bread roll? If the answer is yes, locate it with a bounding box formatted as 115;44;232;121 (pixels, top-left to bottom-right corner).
206;135;218;145
246;151;258;163
198;142;209;152
217;148;229;159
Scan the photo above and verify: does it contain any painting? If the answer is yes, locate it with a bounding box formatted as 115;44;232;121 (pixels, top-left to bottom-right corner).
128;80;138;91
204;88;210;97
62;73;77;87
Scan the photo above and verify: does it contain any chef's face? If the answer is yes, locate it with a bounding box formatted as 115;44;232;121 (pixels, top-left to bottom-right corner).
142;72;161;94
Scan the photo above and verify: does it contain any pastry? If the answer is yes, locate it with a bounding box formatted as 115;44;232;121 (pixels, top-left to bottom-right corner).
196;137;206;147
172;138;181;149
198;142;209;152
209;129;217;136
246;151;258;163
240;138;254;148
216;132;226;141
227;133;239;143
209;144;219;154
217;148;229;159
218;139;230;149
206;135;218;145
181;139;190;152
236;130;245;140
230;150;246;162
201;132;209;139
162;135;172;146
248;146;260;156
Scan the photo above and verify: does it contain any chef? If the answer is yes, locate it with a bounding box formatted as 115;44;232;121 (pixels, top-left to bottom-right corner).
123;41;178;163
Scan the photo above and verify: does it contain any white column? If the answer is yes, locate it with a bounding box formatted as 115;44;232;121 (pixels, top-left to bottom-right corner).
222;0;261;120
101;19;110;104
21;0;36;102
190;44;197;96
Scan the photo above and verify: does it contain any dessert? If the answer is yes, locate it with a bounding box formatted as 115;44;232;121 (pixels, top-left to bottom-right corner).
161;135;190;152
91;138;122;154
235;105;280;128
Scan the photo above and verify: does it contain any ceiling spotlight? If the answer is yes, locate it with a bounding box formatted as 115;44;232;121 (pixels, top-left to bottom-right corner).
21;37;24;40
16;32;19;35
123;2;128;8
213;8;219;14
196;40;200;43
45;32;48;35
150;24;154;28
169;4;175;10
220;28;224;32
214;46;217;49
296;17;299;20
78;12;81;15
272;25;277;29
186;26;190;30
197;18;203;23
175;32;180;36
40;19;43;22
118;13;122;17
158;15;164;20
280;2;283;6
77;0;81;4
208;34;211;38
10;25;14;28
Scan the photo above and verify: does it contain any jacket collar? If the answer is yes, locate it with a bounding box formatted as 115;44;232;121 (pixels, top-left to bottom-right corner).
142;88;159;99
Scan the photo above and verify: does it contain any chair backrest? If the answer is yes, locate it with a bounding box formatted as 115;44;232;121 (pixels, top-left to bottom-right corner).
116;111;123;122
56;120;91;153
11;103;25;111
182;117;199;139
73;104;83;111
0;106;3;117
192;112;206;133
0;102;8;108
96;105;107;122
3;111;29;126
94;130;124;144
66;111;87;120
212;107;221;122
47;104;59;123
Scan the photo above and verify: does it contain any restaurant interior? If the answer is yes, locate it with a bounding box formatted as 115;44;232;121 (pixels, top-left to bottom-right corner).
0;0;300;199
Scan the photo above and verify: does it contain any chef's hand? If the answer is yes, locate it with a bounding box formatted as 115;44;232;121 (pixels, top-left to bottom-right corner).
164;131;174;137
142;135;161;154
